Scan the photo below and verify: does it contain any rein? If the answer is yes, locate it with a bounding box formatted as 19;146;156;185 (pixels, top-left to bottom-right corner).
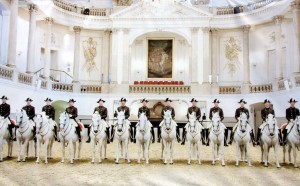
91;119;105;136
37;117;51;138
60;119;73;138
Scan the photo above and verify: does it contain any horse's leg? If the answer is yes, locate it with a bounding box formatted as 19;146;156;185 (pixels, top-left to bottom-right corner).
23;140;29;162
260;143;263;164
26;141;29;158
73;141;76;160
142;143;145;160
211;142;215;165
170;141;174;165
235;141;239;166
17;138;21;162
263;143;268;167
115;141;119;164
78;140;82;160
283;144;286;164
188;140;191;165
198;141;201;165
137;140;141;164
69;141;74;164
0;137;3;161
104;137;107;160
99;139;103;163
91;139;95;164
35;139;41;163
61;139;65;163
145;140;150;164
292;144;298;168
221;141;225;166
34;139;37;158
126;139;130;163
288;145;292;164
163;140;167;164
44;140;49;164
246;141;251;166
8;139;13;158
274;143;280;168
161;141;164;160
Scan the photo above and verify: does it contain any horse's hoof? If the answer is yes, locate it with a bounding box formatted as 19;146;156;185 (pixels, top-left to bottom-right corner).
294;165;298;168
137;161;141;164
264;165;268;167
187;162;191;165
128;161;131;164
277;166;281;168
0;160;3;162
115;162;119;164
17;160;20;162
91;161;94;164
104;158;107;160
61;161;64;163
45;162;48;164
99;162;102;164
7;156;12;159
212;163;215;165
35;161;39;164
235;164;239;167
222;164;225;167
164;163;167;165
170;163;173;165
70;162;74;164
22;160;26;162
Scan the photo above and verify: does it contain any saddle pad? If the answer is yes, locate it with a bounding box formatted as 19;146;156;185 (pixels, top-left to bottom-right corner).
10;119;16;126
78;122;83;130
281;123;287;130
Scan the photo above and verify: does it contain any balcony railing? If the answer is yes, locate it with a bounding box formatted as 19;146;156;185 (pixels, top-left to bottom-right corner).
52;83;73;92
34;68;73;84
0;65;14;80
18;73;33;85
295;75;300;87
81;85;101;93
250;84;273;93
219;86;241;94
129;85;191;94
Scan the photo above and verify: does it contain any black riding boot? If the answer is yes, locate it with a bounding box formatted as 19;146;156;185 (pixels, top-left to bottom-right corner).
282;129;287;146
250;130;256;146
201;129;206;145
111;126;115;142
54;125;60;142
86;126;91;143
206;129;210;146
228;131;234;145
105;128;110;144
133;125;137;143
176;126;181;143
130;125;134;142
33;126;37;142
157;127;161;143
224;129;228;146
151;127;155;143
76;126;81;142
181;128;186;145
8;124;15;141
256;128;261;145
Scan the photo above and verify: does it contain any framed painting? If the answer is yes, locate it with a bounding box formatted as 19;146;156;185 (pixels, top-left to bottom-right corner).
147;38;173;79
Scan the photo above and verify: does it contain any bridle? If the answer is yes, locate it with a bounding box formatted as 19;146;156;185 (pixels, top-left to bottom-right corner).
36;115;50;138
237;119;249;139
59;114;73;138
91;116;105;136
16;114;30;137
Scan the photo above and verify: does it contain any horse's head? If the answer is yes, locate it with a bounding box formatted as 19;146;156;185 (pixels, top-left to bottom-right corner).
138;112;147;133
59;112;69;131
164;110;172;130
212;112;221;133
116;111;125;132
188;112;197;133
15;109;28;127
266;114;276;136
35;113;44;133
92;113;101;133
239;112;248;133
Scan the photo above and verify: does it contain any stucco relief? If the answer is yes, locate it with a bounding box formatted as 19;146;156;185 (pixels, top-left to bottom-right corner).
224;37;242;76
82;37;98;75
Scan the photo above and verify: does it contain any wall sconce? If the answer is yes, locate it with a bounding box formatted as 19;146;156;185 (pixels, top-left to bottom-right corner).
252;62;257;67
208;75;212;84
18;51;22;56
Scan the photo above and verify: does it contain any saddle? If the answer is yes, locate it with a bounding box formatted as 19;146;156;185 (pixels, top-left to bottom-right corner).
10;119;16;126
281;123;287;130
78;122;84;131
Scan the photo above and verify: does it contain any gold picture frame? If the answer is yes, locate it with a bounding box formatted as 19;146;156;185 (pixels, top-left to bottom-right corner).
147;38;174;80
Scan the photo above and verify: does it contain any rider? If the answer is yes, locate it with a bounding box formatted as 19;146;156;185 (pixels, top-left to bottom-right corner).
0;96;15;141
183;98;201;145
138;98;153;143
160;98;176;143
22;98;36;141
208;99;227;146
65;99;81;142
228;99;256;146
42;98;59;142
93;98;110;144
283;98;300;145
113;98;130;142
256;99;275;145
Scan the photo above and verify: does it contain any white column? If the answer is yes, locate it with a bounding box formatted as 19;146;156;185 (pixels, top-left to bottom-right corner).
109;29;119;84
26;4;37;74
122;28;130;84
211;29;219;84
43;17;53;79
72;26;81;83
191;27;199;84
0;11;9;65
291;1;300;74
202;27;211;84
102;30;110;83
243;25;251;84
7;0;18;67
117;29;124;84
274;16;284;80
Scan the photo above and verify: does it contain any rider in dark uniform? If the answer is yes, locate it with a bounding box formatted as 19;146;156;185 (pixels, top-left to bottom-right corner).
183;98;201;145
0;96;15;141
42;98;58;141
283;98;300;145
160;98;176;143
228;99;256;146
208;99;227;146
92;98;110;144
65;99;81;142
22;98;36;141
113;98;130;142
256;99;275;145
138;98;153;143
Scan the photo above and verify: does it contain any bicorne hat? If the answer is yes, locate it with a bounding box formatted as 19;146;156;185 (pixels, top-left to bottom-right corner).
97;98;106;103
212;99;220;103
25;98;33;102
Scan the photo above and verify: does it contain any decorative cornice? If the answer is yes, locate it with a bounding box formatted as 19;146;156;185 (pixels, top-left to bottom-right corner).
191;27;199;33
44;17;54;25
202;27;211;33
123;28;130;34
273;15;284;24
291;1;300;10
243;25;251;32
73;26;82;33
28;4;38;13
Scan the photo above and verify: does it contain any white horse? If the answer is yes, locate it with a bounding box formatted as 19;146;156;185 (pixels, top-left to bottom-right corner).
260;114;280;168
15;109;36;162
185;112;204;165
0;117;13;161
136;112;152;164
208;112;226;166
35;112;54;164
234;112;252;167
113;110;131;164
160;110;177;165
283;116;300;168
59;112;82;164
90;112;107;164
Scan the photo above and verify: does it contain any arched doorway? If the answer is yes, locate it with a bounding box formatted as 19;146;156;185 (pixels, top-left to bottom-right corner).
51;100;68;123
249;102;273;136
